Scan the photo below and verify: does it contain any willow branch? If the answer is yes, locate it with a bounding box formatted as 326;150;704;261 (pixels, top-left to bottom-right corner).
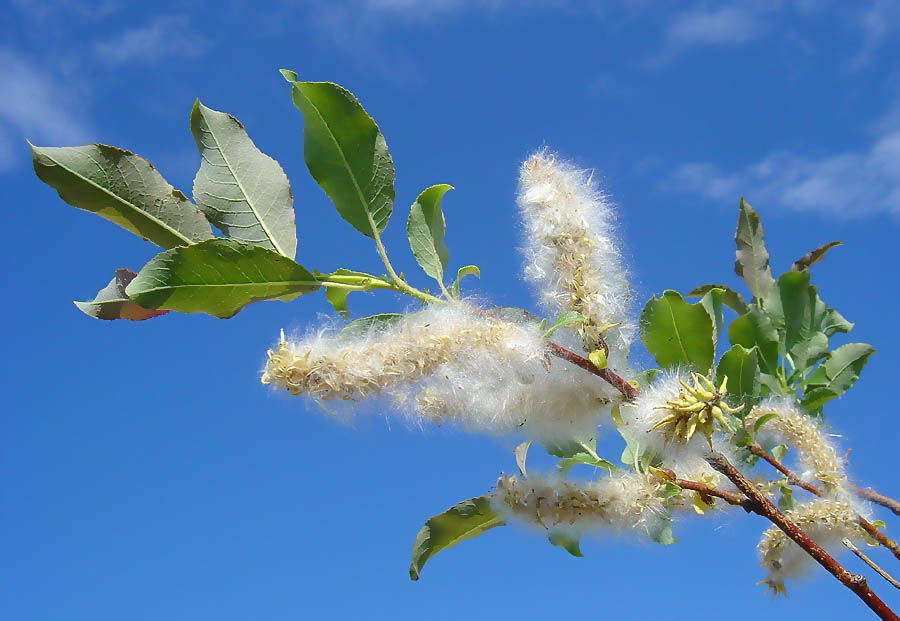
544;341;638;400
651;467;753;511
748;442;900;562
706;452;899;621
851;484;900;517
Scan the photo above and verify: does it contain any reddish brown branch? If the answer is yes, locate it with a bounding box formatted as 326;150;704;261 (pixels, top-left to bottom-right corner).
851;484;900;517
706;452;899;621
544;341;638;400
652;467;753;510
749;443;900;562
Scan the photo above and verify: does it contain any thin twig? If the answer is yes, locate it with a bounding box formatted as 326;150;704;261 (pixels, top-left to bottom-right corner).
748;442;900;562
706;452;899;621
651;467;753;511
851;484;900;517
544;341;638;400
844;539;900;590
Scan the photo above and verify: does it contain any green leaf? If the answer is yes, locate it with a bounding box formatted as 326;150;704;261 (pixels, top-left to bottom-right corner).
733;198;774;300
409;496;504;580
190;100;297;257
791;241;842;272
699;287;725;346
663;481;683;499
318;268;392;318
407;184;453;282
543;434;598;460
727;307;779;380
753;412;779;434
639;290;715;371
74;268;168;321
449;265;480;298
687;283;748;315
542;311;586;339
802;342;875;410
557;454;618;477
715;345;760;409
618;426;662;473
778;485;796;512
125;239;319;318
31;143;212;248
771;444;788;463
338;313;404;340
650;520;678;546
548;530;583;557
284;76;394;238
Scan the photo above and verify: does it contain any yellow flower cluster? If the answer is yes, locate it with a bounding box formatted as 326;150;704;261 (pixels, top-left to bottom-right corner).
650;372;743;444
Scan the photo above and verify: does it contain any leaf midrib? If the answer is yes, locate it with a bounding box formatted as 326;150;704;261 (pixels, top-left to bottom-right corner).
198;108;286;256
42;147;194;247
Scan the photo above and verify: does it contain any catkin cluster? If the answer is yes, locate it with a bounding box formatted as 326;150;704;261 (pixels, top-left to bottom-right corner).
747;399;847;494
517;151;633;356
491;472;666;539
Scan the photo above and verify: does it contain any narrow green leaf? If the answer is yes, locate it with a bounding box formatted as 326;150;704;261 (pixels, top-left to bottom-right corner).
542;311;586;339
699;287;725;346
733;198;775;300
449;264;480;298
802;342;875;410
639;290;715;371
557;454;618;477
715;345;760;409
409;496;504;580
687;283;748;315
407;184;453;282
74;268;168;321
543;434;598;460
650;520;678;546
791;241;842;272
284;76;394;237
338;313;404;340
31;143;212;248
753;412;779;434
125;239;319;318
548;530;583;557
190;100;297;257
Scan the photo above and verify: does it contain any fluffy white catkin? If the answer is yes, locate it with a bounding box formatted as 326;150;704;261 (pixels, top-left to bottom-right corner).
517;150;633;356
757;498;866;591
491;472;666;539
746;398;847;494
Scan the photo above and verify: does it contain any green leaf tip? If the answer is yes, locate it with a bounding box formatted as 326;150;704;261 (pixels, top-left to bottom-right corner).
407;184;453;284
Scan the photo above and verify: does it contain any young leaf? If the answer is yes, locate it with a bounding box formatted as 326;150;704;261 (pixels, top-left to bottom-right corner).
771;444;788;463
557;454;618;477
542;311;586;339
190;100;297;257
639;290;715;371
318;268;392;318
406;184;453;282
699;287;724;347
31;143;212;249
734;198;774;300
74;268;168;321
548;530;584;557
125;239;320;318
283;75;394;238
802;343;875;411
791;241;842;272
687;283;748;315
449;265;480;298
338;313;404;340
409;497;504;580
715;345;760;409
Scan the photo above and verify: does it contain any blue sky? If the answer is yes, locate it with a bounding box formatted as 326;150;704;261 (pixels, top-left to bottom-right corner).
4;1;900;619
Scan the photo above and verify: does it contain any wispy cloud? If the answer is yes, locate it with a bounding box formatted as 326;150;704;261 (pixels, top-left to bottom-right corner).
846;0;900;71
92;15;209;66
667;114;900;220
664;6;765;50
0;48;92;171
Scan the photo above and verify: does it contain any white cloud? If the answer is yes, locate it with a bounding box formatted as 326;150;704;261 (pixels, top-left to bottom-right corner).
92;15;209;66
0;48;92;172
846;0;900;71
664;6;765;49
668;123;900;220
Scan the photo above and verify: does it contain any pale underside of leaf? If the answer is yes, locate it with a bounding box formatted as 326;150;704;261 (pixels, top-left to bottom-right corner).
30;143;212;249
191;100;297;257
